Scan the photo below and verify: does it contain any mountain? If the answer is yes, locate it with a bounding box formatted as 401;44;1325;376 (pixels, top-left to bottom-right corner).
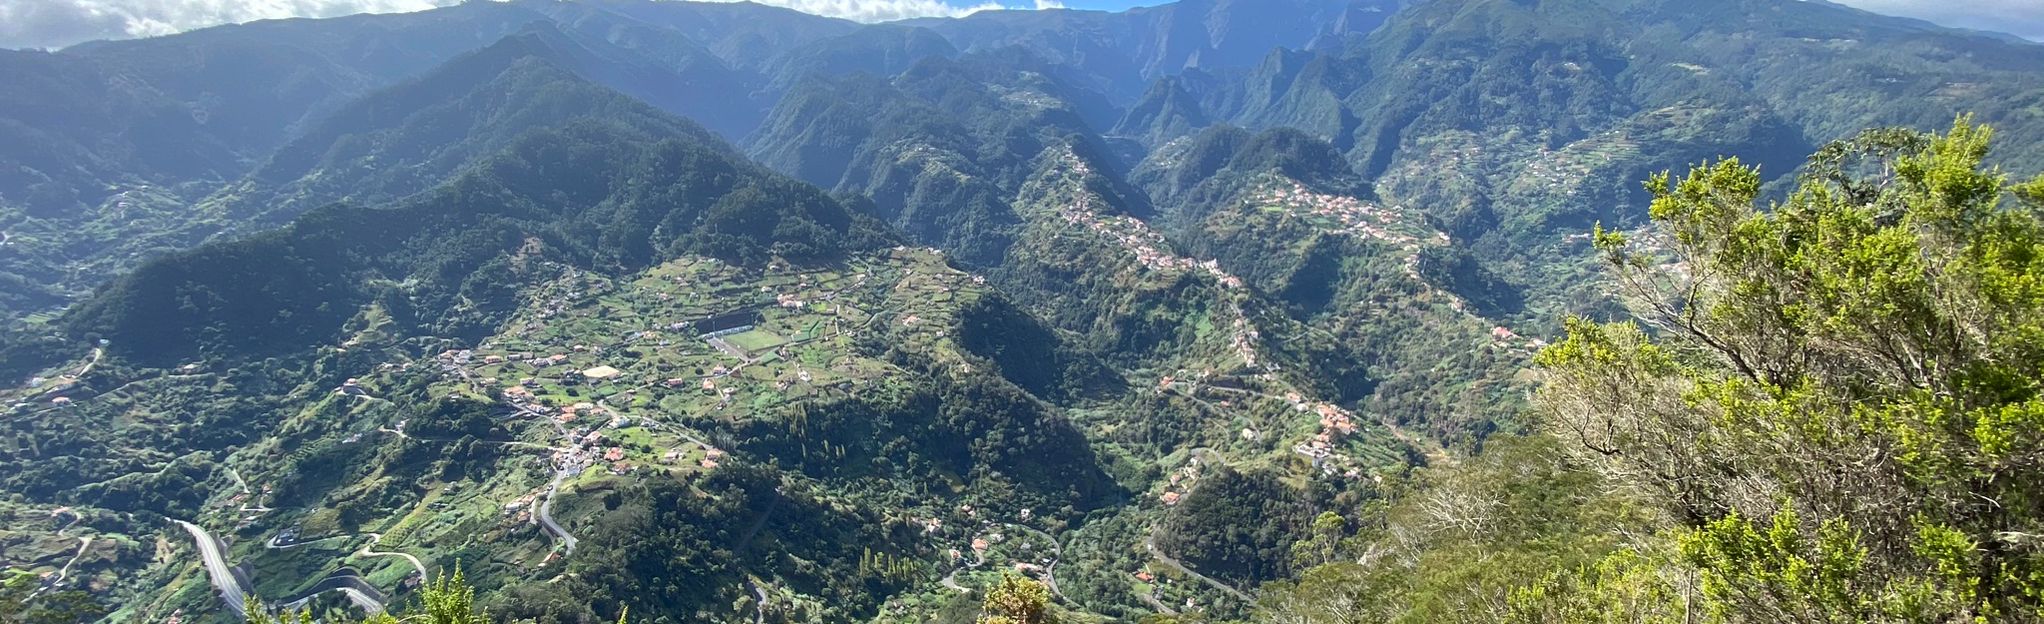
906;0;1410;101
745;50;1124;266
1112;76;1213;149
221;30;734;229
537;0;860;71
7;0;559;200
1;44;1124;623
757;24;960;92
0;1;872;322
0;1;565;319
1202;0;2044;241
0;0;1420;323
24;33;878;372
8;0;2044;623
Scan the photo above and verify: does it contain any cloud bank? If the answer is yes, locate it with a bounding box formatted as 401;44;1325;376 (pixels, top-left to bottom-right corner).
0;0;1050;50
0;0;452;49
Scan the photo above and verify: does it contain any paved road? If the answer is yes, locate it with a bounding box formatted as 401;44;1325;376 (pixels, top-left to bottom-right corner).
749;580;769;624
1144;533;1250;602
637;418;717;454
1004;524;1071;602
484;377;582;555
180;520;409;618
280;571;387;614
939;548;987;593
284;586;381;613
535;467;579;555
938;522;1098;614
175;520;250;618
1168;380;1453;467
1138;588;1179;616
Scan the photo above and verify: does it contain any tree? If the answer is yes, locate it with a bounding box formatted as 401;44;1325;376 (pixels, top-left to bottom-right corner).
1289;512;1347;569
980;575;1057;624
1255;563;1405;624
1535;118;2044;621
1257;436;1653;623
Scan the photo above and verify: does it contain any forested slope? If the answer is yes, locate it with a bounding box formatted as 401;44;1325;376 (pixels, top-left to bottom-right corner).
7;1;2044;623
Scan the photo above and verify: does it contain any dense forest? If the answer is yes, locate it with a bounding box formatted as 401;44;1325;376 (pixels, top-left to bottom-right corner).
7;0;2044;622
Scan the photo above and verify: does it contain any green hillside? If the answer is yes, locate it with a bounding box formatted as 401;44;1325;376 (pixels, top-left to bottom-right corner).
8;1;2044;623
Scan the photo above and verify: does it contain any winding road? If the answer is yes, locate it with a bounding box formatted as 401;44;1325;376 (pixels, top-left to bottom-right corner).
50;509;81;536
939;548;987;593
357;533;430;580
279;569;387;614
175;520;250;618
24;510;91;600
28;536;92;601
936;522;1083;610
1003;524;1072;602
468;366;582;556
1144;533;1250;603
266;532;428;581
181;520;427;619
534;465;579;555
227;468;273;513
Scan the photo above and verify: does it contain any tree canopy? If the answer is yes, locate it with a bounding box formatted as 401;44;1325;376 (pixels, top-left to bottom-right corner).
1532;118;2044;621
980;575;1057;624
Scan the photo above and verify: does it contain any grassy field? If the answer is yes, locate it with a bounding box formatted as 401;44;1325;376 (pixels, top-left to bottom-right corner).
724;330;788;352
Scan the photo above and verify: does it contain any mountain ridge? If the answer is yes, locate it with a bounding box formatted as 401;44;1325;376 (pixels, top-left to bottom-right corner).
10;1;2044;622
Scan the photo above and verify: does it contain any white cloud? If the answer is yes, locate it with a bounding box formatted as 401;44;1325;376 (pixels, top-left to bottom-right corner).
0;0;456;49
692;0;1010;22
0;0;1045;50
1826;0;2044;40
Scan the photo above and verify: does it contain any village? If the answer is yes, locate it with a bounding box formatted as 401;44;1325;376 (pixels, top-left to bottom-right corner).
1036;150;1406;497
1250;176;1444;250
0;154;1482;618
1044;149;1267;369
405;250;996;553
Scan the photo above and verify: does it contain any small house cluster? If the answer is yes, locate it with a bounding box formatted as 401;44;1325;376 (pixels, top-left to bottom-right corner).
1255;179;1424;248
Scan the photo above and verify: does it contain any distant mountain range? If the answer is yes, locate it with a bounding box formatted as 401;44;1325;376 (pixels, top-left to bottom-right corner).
3;0;2044;621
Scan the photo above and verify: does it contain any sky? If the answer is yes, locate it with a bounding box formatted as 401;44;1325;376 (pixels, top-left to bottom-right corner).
0;0;2038;51
1833;0;2044;41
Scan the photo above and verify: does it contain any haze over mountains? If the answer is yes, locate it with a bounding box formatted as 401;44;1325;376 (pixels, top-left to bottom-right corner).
5;0;2044;622
7;0;2043;51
